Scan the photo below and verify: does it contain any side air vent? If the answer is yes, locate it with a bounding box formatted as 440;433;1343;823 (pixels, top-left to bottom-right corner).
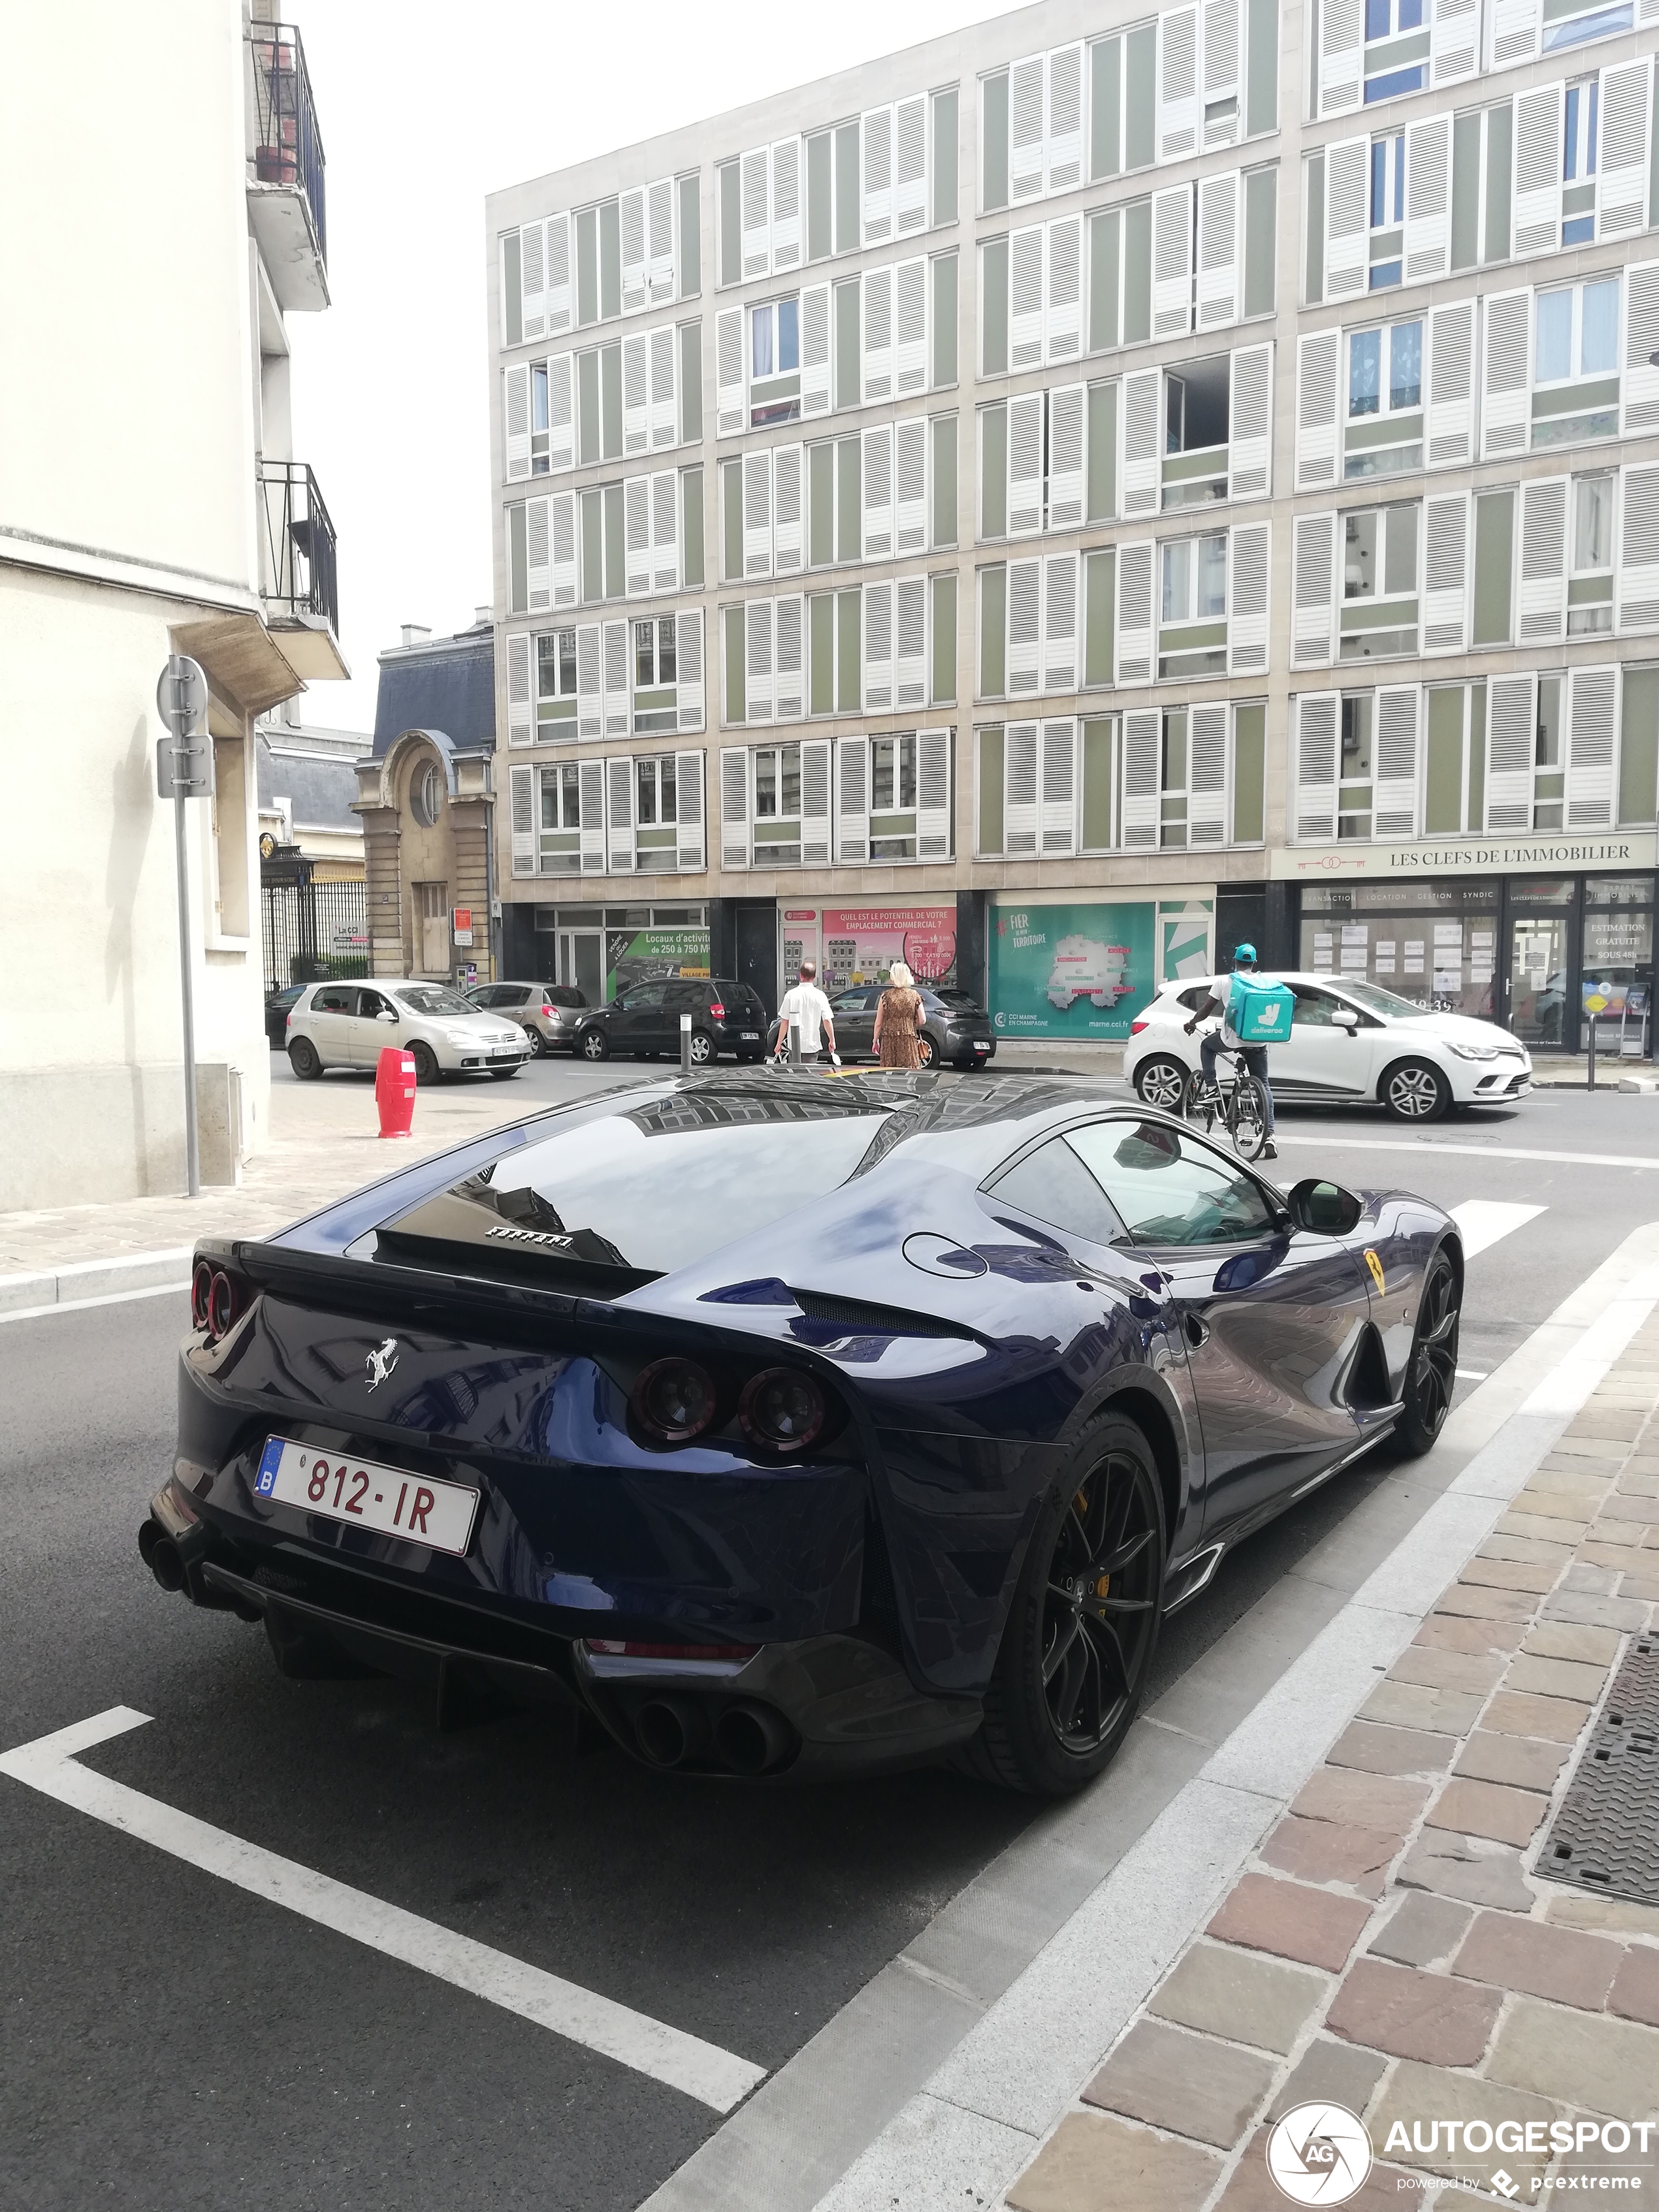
790;1290;977;1341
1342;1324;1394;1411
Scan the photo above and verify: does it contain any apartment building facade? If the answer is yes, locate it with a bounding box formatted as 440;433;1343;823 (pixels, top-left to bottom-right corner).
488;0;1659;1053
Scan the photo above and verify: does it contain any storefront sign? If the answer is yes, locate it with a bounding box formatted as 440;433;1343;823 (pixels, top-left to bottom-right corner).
1275;836;1656;880
781;904;958;991
989;901;1157;1040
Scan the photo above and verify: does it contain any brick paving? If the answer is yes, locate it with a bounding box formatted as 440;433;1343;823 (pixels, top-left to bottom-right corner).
1005;1319;1659;2211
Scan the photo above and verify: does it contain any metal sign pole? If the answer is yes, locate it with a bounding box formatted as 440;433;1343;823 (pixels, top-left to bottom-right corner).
155;655;212;1198
173;783;201;1195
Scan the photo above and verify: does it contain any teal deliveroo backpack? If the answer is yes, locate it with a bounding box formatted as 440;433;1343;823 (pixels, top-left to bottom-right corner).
1226;972;1295;1044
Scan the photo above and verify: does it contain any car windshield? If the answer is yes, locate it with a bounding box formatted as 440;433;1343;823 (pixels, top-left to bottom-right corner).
928;988;980;1010
1335;980;1434;1021
395;985;477;1018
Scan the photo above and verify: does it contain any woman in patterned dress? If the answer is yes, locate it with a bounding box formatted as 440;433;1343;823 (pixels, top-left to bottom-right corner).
873;961;926;1070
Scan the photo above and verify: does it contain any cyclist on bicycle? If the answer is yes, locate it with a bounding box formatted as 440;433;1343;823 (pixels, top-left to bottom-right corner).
1184;942;1278;1161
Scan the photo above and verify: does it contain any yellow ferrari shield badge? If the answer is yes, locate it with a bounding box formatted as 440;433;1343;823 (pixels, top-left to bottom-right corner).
1362;1248;1385;1296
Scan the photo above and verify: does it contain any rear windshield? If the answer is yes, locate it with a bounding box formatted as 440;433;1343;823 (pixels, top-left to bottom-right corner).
927;989;982;1010
395;985;476;1017
547;986;586;1008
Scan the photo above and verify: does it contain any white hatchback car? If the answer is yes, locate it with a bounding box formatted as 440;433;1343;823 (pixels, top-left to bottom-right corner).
1124;972;1534;1121
285;980;529;1084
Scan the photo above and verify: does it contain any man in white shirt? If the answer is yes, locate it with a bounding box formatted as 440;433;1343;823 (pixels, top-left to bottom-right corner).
773;961;839;1064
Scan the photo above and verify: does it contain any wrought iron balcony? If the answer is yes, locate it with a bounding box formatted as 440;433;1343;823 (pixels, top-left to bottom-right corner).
247;20;329;310
259;461;346;679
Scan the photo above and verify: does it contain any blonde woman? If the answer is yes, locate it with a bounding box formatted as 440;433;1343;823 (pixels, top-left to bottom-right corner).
873;961;926;1070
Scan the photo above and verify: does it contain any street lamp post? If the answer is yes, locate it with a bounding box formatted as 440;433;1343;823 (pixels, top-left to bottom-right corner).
155;654;214;1198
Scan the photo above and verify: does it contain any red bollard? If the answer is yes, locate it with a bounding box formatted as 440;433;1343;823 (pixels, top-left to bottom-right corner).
375;1046;417;1138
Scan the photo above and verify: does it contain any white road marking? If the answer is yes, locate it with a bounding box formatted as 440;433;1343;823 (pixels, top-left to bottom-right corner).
1447;1200;1547;1259
0;1707;765;2114
1456;1370;1490;1381
1276;1134;1659;1172
0;1281;190;1325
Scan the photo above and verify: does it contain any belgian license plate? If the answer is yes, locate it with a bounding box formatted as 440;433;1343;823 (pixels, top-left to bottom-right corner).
253;1437;479;1556
973;1040;991;1053
741;1031;760;1040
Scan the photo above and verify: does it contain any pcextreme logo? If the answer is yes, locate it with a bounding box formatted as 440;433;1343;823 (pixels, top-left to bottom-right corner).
1267;2104;1374;2204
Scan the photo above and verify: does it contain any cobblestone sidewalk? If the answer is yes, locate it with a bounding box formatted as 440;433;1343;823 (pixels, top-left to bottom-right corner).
1006;1322;1659;2211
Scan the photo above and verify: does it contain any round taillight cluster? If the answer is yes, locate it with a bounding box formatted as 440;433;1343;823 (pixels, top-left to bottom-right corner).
739;1368;827;1454
631;1357;720;1444
628;1357;832;1456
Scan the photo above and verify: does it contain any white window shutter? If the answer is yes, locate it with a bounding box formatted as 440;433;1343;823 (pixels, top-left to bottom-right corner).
506;363;530;481
622;332;650;456
1005;721;1039;853
1319;0;1362;113
896;258;929;394
1293;692;1340;841
546;212;572;336
1324;136;1369;299
651;470;679;593
1202;0;1242;143
1228;521;1270;673
1009;227;1046;371
1007;558;1042;695
1121;368;1162;518
620;187;647;315
624;477;651;597
1518;475;1569;645
1046;216;1083;363
801;284;832;416
675;609;705;730
915;727;952;857
837;735;870;860
649;327;677;450
1047;46;1084;193
745;598;776;723
1152;187;1193;339
577;622;603;738
1429;0;1478;86
1010;58;1045;202
1513;87;1562;258
1481;291;1532;458
1491;0;1540;66
509;761;536;874
863;264;895;402
1121;710;1161;847
1042;551;1078;693
1195;172;1240;330
548;353;575;471
603;618;631;736
862;106;894;243
674;749;705;868
1600;62;1653;238
771;137;802;270
579;758;606;873
520;219;546;340
1008;391;1046;535
1425;300;1474;469
1189;703;1229;844
863;581;894;710
743;449;773;578
1626;261;1659;433
1230;342;1272;498
1619;462;1659;633
1422;490;1470;652
895;576;928;709
862;425;894;558
742;147;771;279
774;445;803;573
526;495;551;611
1485;673;1534;831
895;419;928;553
1567;665;1618;827
648;180;675;304
775;593;805;721
1295;329;1342;490
895;98;927;234
1291;511;1337;666
800;737;833;863
1404;115;1452;283
507;632;533;747
1158;7;1200;160
1038;717;1077;853
607;755;636;871
552;490;577;609
1048;385;1086;528
1373;685;1422;838
1115;541;1155;684
716;308;746;436
720;748;750;867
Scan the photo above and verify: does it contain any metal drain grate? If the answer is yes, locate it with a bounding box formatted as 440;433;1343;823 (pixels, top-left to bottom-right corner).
1536;1634;1659;1906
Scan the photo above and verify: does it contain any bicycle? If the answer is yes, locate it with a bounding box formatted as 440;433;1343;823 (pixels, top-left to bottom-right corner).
1182;1038;1271;1162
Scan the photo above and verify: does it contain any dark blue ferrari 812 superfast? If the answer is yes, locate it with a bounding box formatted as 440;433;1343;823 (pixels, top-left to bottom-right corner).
141;1070;1461;1797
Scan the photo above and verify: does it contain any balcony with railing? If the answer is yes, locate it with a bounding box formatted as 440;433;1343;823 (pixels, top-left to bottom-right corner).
259;461;346;679
246;20;329;311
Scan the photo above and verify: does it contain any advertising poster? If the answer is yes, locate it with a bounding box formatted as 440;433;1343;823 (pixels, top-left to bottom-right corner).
780;904;958;992
1159;901;1214;983
606;925;710;998
989;901;1157;1040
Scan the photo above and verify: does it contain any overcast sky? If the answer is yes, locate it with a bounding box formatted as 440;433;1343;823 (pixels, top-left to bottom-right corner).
287;0;1010;735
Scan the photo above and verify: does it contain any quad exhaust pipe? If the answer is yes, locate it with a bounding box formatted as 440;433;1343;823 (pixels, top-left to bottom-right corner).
632;1695;794;1775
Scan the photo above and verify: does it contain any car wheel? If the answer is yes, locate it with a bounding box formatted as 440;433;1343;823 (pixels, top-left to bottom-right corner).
287;1036;322;1082
960;1416;1166;1797
408;1040;440;1085
1381;1058;1451;1121
525;1026;551;1059
687;1029;716;1066
1135;1056;1189;1112
916;1033;939;1070
1394;1247;1461;1457
579;1026;610;1062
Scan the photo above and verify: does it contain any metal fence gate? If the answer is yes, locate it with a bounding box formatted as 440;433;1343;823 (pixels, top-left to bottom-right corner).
261;874;369;993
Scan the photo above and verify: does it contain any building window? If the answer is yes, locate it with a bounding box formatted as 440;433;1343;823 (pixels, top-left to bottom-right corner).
753;743;803;862
530;361;551;473
538;628;578;734
1159;532;1229;679
1562;78;1601;246
544;759;581;829
871;733;919;858
411;760;444;827
1338;695;1374;839
1345;319;1423;479
1570;475;1615;637
750;297;801;428
635;754;681;871
1368;134;1405;288
1364;0;1428;103
1163;357;1231;511
1544;0;1633;55
1533;277;1620;447
1533;675;1566;829
635;617;677;688
1340;502;1419;660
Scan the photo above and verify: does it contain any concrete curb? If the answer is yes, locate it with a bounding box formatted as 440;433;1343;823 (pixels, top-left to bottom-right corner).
0;1247;194;1317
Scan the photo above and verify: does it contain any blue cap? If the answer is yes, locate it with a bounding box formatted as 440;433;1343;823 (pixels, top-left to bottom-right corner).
1233;942;1258;963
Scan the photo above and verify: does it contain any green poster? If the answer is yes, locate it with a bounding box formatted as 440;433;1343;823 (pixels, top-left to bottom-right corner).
989;901;1157;1041
606;927;710;999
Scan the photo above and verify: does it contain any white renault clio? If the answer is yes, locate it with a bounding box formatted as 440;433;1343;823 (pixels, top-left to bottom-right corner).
1124;972;1534;1121
285;980;529;1083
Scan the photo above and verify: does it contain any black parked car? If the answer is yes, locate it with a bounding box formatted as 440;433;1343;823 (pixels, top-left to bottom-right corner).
573;977;769;1065
826;984;996;1070
265;984;306;1048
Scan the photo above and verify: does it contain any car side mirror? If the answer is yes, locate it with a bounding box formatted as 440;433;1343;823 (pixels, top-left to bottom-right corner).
1288;1178;1363;1236
378;1009;398;1021
1332;1008;1361;1031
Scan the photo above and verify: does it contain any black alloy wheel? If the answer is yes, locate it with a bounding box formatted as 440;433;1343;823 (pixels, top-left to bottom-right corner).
287;1036;322;1081
408;1040;440;1085
1381;1059;1451;1121
1395;1249;1460;1456
579;1025;610;1062
916;1031;939;1070
1136;1057;1189;1113
961;1415;1166;1796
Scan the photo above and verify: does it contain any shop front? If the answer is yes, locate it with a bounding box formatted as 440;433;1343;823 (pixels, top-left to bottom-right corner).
501;902;709;1005
986;892;1217;1043
779;903;961;993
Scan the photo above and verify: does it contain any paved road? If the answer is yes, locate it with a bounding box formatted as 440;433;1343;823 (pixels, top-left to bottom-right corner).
3;1078;1656;2210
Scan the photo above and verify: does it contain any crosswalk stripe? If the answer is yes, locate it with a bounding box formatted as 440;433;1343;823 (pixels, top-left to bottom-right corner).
1274;1136;1659;1172
1448;1200;1547;1260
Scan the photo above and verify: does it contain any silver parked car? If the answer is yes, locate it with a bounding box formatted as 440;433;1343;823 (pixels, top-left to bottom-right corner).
285;981;528;1084
465;980;589;1056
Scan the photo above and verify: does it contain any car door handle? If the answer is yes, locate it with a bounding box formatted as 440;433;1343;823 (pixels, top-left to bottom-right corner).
1184;1313;1210;1349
